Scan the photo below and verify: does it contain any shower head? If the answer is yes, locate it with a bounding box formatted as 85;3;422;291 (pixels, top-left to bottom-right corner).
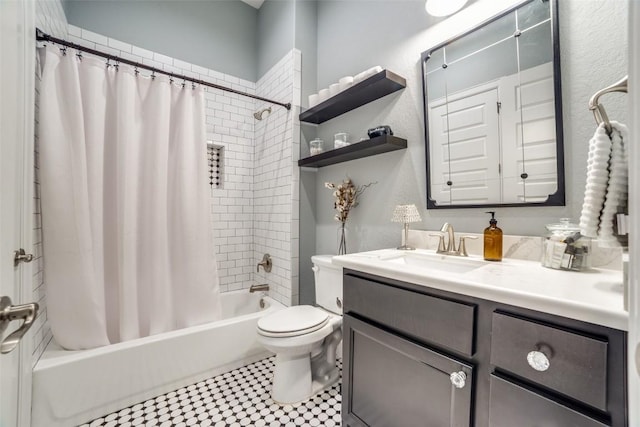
253;107;272;121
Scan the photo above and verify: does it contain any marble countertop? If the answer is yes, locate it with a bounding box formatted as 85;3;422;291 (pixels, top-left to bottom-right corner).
332;249;628;331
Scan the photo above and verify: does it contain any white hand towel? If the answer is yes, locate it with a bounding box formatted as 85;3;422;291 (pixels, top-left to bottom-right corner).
598;121;629;246
579;121;629;245
579;124;612;238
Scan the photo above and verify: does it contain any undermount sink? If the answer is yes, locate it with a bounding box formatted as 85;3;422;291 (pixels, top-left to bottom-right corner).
379;251;487;274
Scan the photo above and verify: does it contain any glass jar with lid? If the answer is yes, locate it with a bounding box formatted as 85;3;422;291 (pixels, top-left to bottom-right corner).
310;138;324;156
541;218;591;271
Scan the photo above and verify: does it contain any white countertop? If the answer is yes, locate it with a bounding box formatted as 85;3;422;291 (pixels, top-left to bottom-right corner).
332;249;628;331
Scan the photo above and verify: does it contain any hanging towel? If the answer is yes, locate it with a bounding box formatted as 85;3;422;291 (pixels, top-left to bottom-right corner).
579;121;629;246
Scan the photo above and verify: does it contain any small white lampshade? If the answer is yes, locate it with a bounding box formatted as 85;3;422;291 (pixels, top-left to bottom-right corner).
391;204;422;224
425;0;468;17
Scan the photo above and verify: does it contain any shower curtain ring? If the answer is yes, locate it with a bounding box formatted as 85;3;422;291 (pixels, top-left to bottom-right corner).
151;71;156;80
134;66;139;76
76;51;83;60
60;46;67;56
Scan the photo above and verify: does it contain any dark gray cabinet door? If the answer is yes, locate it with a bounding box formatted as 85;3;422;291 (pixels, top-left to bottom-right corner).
343;314;473;427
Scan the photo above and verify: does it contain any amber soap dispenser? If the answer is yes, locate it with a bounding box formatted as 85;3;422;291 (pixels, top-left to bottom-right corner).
484;211;503;261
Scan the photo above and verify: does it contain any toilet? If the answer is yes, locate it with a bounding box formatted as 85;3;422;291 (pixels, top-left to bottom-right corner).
257;255;343;404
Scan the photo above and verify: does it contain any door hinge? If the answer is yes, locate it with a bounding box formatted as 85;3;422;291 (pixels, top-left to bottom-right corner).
497;102;502;114
13;248;34;267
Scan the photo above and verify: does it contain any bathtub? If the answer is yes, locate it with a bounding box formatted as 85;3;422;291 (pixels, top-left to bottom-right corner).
31;291;284;427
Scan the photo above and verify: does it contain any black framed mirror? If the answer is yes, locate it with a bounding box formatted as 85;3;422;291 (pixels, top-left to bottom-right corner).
421;0;565;209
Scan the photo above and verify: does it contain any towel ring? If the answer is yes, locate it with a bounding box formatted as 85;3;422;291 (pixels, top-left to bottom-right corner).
588;76;628;135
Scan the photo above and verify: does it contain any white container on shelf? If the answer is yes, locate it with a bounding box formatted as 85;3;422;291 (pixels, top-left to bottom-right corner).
329;83;340;97
318;88;330;103
308;93;319;108
339;76;354;91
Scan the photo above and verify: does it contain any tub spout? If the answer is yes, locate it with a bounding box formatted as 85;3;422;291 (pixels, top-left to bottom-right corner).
249;284;269;293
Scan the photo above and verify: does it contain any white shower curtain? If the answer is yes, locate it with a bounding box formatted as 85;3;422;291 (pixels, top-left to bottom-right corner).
38;46;221;350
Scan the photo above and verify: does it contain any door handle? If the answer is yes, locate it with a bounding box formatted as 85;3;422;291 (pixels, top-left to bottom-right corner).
0;296;39;354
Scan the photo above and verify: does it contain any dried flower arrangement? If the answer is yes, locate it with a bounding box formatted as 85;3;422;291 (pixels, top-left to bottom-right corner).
325;178;374;254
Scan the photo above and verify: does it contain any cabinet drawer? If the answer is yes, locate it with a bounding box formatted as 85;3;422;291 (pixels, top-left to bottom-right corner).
490;312;608;411
488;375;607;427
344;274;475;356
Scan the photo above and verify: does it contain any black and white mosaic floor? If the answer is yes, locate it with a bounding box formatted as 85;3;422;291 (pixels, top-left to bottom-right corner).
80;357;342;427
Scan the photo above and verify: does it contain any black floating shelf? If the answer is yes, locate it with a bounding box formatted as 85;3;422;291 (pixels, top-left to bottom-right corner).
299;70;406;124
298;135;407;168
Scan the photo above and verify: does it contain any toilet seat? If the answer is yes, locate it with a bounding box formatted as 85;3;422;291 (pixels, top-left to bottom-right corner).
257;305;329;338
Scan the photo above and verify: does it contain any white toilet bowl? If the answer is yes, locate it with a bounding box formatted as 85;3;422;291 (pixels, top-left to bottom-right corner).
257;305;342;404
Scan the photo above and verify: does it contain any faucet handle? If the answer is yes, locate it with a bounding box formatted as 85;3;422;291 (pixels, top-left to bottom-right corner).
257;253;273;273
457;236;478;257
429;233;446;253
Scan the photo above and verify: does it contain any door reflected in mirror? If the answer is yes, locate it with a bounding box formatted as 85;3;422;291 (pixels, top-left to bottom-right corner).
422;0;565;208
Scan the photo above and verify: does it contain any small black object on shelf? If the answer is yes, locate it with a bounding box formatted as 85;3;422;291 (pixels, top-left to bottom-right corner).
298;135;407;168
367;125;393;138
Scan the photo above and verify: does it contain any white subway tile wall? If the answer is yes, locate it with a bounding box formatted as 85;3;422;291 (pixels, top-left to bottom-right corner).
33;0;68;366
254;51;300;306
31;14;300;362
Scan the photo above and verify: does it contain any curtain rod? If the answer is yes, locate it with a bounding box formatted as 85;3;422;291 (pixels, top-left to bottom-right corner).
36;29;292;111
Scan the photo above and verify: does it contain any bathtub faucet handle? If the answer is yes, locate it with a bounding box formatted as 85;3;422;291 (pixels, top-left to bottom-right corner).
257;254;272;273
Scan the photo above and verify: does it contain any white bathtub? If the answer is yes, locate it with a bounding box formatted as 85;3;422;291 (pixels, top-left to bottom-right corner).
31;291;283;427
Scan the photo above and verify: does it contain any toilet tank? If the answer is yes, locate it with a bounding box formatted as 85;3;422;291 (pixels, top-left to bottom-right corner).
311;255;343;315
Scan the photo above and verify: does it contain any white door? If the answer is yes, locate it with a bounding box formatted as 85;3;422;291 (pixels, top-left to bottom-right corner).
428;83;502;205
628;1;640;424
0;1;36;427
501;62;557;203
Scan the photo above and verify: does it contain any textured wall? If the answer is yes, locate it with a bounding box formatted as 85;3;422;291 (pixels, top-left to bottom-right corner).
257;0;295;79
62;0;259;81
309;0;629;258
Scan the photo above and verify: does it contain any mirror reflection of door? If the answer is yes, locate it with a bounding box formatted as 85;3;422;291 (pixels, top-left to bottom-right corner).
429;85;501;205
422;0;564;209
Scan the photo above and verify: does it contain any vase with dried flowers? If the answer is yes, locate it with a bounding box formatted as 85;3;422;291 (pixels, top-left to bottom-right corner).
325;178;374;255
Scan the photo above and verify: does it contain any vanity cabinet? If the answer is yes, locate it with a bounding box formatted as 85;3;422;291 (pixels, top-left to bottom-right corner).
342;270;627;427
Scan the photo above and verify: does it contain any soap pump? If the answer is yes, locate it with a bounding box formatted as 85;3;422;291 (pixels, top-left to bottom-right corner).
484;211;503;261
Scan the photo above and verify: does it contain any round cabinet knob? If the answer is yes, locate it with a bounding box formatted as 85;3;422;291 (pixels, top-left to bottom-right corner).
450;371;467;389
527;349;551;372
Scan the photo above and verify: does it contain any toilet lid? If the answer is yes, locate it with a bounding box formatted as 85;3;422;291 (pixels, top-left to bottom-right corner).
257;305;329;337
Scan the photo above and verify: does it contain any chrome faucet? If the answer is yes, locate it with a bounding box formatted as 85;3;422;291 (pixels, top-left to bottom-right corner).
440;222;458;254
249;284;269;293
431;223;479;257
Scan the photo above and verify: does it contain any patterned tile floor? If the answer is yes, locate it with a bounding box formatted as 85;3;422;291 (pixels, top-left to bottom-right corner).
81;357;342;427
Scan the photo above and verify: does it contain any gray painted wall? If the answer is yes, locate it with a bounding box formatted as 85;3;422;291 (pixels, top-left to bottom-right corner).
257;0;295;79
63;0;259;81
294;0;319;305
306;0;628;267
